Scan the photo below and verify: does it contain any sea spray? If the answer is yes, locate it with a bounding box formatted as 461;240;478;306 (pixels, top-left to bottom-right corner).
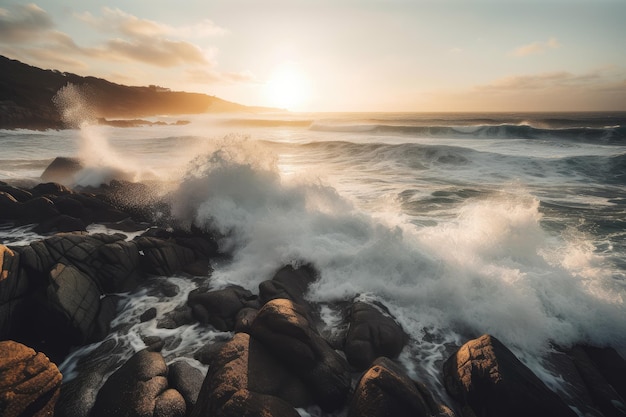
52;83;143;186
169;138;626;390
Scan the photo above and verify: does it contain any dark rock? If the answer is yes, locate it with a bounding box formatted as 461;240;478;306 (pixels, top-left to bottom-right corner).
0;245;30;338
21;196;60;223
344;301;407;370
135;236;196;277
90;294;120;342
168;361;204;411
157;305;194;329
193;336;230;366
95;239;143;292
570;345;626;417
0;340;62;417
581;345;626;401
250;298;351;412
234;307;258;333
0;184;32;202
91;349;186;417
140;307;158;322
190;332;305;417
52;195;88;220
101;218;149;233
188;285;259;331
0;191;19;218
33;214;87;234
349;357;452;417
443;334;577;417
47;263;101;344
40;157;83;185
258;264;317;309
142;336;165;352
31;182;73;197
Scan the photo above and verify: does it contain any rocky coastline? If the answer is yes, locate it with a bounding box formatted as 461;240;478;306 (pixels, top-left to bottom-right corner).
1;160;625;417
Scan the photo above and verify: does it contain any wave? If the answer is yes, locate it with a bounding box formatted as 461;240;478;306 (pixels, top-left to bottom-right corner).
309;122;626;143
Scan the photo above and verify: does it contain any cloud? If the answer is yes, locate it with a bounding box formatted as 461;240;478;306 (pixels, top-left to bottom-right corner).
185;68;256;85
0;3;54;42
475;68;616;91
511;37;560;57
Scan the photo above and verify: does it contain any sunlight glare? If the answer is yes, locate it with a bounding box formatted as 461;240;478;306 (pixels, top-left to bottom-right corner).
265;64;310;110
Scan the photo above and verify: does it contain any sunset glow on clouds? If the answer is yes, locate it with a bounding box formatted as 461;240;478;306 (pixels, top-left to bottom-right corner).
1;1;624;111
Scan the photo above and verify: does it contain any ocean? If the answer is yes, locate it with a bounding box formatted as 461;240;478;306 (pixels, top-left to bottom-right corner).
1;111;626;410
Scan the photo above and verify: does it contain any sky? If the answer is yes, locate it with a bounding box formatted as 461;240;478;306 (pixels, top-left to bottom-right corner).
1;0;625;112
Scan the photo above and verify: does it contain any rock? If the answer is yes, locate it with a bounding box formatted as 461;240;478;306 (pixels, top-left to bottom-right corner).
135;236;196;277
91;349;186;417
33;214;87;234
570;346;626;417
344;301;407;370
20;196;60;223
0;191;19;218
188;285;259;331
190;333;305;417
168;361;204;411
0;184;32;202
348;357;452;417
157;305;194;330
0;340;62;417
96;240;143;293
234;307;258;333
47;263;101;344
40;157;83;185
580;345;626;401
31;182;73;197
443;334;577;417
250;299;351;412
258;264;317;310
141;307;158;322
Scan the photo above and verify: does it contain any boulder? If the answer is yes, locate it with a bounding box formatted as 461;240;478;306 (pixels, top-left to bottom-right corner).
168;361;204;411
135;236;196;277
570;346;626;417
188;285;259;331
348;357;452;417
40;157;83;185
258;264;317;310
344;301;407;370
31;182;72;197
443;334;577;417
91;349;186;417
250;299;351;412
0;184;32;202
46;263;101;344
190;332;305;417
0;340;62;417
580;345;626;401
95;239;143;293
20;196;60;223
33;214;87;234
0;191;19;218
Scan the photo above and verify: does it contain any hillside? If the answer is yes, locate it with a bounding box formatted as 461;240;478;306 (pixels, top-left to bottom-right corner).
0;56;268;130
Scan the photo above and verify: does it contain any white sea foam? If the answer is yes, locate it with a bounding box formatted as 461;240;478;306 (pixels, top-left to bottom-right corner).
168;137;626;390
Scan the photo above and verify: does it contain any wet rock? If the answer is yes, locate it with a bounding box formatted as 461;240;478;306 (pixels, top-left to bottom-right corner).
349;357;453;417
0;245;30;338
21;196;60;223
0;340;62;417
443;334;577;417
91;349;186;417
344;300;407;370
580;345;626;402
168;361;204;411
31;182;72;197
0;184;32;202
234;307;258;333
258;264;317;310
570;345;626;417
157;305;194;329
250;298;351;412
40;157;83;185
95;240;143;293
190;333;305;417
47;263;100;344
141;307;158;322
33;214;86;234
188;285;259;331
135;236;196;277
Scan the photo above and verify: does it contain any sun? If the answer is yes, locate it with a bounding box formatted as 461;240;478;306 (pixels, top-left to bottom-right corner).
265;64;310;110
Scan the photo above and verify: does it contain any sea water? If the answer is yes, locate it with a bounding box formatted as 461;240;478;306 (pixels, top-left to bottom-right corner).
1;110;625;409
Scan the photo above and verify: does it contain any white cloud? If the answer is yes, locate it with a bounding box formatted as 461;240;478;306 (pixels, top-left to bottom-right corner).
0;3;54;42
511;37;561;57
